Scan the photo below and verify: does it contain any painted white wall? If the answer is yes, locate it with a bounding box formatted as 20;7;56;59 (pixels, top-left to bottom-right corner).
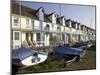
52;14;56;24
71;28;77;34
49;24;57;32
65;34;69;44
62;18;65;26
53;24;57;31
44;34;50;46
65;27;70;32
34;20;40;30
50;24;54;32
32;33;36;42
69;20;72;28
12;14;33;30
61;26;64;32
21;17;33;30
22;32;26;42
38;8;44;21
75;23;77;29
42;22;47;31
12;13;95;49
42;22;52;31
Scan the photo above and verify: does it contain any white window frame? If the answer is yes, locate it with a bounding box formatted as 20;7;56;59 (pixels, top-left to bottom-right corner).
31;20;34;30
36;33;41;41
14;16;19;26
14;31;20;40
39;10;44;21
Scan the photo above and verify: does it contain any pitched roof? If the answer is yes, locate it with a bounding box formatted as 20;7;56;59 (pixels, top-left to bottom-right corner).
11;1;95;30
12;2;38;19
56;17;61;24
12;2;53;23
44;13;52;22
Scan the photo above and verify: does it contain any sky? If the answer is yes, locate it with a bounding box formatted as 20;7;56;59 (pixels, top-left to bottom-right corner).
16;1;96;29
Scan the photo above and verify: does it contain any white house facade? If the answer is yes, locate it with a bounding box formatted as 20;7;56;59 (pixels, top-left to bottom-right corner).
11;1;96;49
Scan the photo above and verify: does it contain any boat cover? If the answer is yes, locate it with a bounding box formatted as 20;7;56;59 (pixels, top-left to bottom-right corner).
12;47;37;61
53;46;84;56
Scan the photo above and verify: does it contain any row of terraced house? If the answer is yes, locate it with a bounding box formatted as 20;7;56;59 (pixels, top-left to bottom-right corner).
11;2;96;49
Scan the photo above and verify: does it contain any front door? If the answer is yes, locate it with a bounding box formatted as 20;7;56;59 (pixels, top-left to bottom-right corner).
26;33;29;41
31;33;33;42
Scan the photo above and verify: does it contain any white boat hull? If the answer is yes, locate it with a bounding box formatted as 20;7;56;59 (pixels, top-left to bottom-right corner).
21;53;48;66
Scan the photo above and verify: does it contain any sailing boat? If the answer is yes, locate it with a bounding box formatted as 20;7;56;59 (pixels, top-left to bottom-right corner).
12;1;48;67
12;47;48;67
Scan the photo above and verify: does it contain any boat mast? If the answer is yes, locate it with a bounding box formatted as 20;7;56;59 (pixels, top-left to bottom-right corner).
90;16;92;29
59;3;62;45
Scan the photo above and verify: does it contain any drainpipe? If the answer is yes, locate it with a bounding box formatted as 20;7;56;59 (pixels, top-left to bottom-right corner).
19;1;22;47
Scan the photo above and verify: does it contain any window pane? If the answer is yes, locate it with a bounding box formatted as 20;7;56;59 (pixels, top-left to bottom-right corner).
36;33;40;41
39;10;44;21
15;32;20;40
32;20;34;29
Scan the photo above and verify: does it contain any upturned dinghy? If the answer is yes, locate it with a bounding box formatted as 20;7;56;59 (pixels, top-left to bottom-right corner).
53;45;85;58
53;43;91;61
12;47;48;67
53;41;93;62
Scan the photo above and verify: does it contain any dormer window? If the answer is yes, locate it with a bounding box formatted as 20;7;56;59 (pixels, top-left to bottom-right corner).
47;12;57;24
81;26;83;30
77;24;79;29
72;21;76;28
39;11;44;20
78;23;81;30
66;19;71;27
65;21;69;27
36;7;44;21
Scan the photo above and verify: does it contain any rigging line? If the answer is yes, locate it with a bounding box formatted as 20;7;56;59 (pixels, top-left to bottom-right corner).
90;16;92;29
59;3;61;25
